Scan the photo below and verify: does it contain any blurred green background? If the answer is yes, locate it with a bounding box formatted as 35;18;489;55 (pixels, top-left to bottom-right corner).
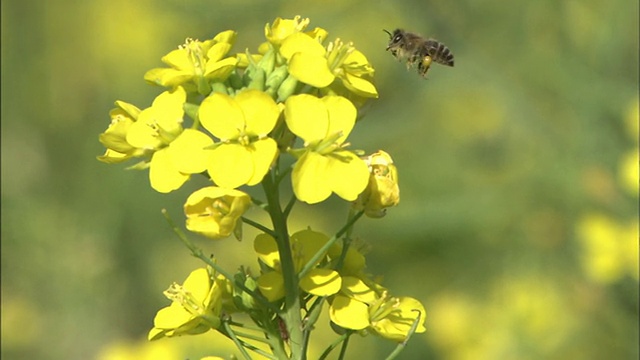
2;0;638;359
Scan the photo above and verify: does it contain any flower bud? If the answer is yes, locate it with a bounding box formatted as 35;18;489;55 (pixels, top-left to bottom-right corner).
354;150;399;218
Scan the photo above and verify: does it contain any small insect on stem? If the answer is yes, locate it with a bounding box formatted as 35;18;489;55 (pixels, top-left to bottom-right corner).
277;316;289;344
384;28;454;78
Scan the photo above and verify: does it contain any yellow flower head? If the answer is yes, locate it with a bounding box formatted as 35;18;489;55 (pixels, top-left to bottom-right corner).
144;31;238;94
285;94;369;204
329;277;426;341
254;229;342;301
280;33;378;98
149;268;226;340
264;16;311;45
184;186;252;239
97;101;145;164
199;89;281;189
354;150;400;218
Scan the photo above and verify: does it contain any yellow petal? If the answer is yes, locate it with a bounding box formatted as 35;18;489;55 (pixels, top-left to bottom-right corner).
300;269;342;296
199;93;244;140
208;143;253;189
327;151;369;201
341;73;379;98
254;233;280;269
204;57;237;80
247;138;277;185
144;67;194;87
329;295;369;330
322;96;356;144
126;110;162;149
183;268;212;304
161;48;194;71
154;303;194;329
152;88;186;134
168;129;214;174
280;32;326;60
288;52;335;88
285;94;329;142
206;42;232;62
292;151;331;204
149;148;189;193
235;90;280;135
341;276;377;304
257;271;285;302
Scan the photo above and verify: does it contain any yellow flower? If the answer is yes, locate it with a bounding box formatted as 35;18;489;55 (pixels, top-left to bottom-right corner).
577;213;639;283
619;149;639;196
280;33;377;98
144;31;238;94
125;87;214;193
264;16;311;45
97;101;145;163
329;277;426;341
354;150;400;218
199;89;280;189
149;268;226;340
254;229;342;302
284;94;369;204
184;186;252;239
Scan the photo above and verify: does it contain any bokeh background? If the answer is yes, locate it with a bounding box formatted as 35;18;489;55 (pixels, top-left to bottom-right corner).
2;0;638;359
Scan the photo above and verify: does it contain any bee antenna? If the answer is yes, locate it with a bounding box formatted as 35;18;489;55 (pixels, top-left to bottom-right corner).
383;29;392;37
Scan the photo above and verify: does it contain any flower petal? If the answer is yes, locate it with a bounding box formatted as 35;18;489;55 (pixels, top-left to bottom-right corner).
341;73;379;98
327;151;369;201
200;93;244;140
183;268;213;304
292;151;331;204
257;271;285;302
329;295;369;330
208;143;253;189
285;95;329;143
247;138;277;185
149;148;189;193
300;268;342;296
254;233;280;269
235;90;280;135
280;32;326;60
168;129;214;174
322;96;356;144
288;52;335;88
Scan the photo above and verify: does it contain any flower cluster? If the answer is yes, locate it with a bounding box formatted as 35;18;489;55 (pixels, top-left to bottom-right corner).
98;16;425;359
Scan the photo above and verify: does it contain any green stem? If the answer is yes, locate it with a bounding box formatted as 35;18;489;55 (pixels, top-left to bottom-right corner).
298;211;364;279
261;172;304;359
242;216;276;237
161;209;279;314
318;331;352;360
222;319;254;360
337;333;351;360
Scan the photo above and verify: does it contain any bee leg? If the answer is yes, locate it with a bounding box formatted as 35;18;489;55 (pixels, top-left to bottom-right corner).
418;56;432;78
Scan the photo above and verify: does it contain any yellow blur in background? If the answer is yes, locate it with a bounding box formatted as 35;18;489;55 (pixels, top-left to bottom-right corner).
1;0;638;359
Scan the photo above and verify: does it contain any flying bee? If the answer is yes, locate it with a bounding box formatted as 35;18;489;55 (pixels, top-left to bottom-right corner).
384;29;454;78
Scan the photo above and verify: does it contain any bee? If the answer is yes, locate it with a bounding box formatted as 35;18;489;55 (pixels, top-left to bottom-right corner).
384;29;454;78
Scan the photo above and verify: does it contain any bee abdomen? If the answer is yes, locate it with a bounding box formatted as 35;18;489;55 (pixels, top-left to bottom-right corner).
424;40;454;67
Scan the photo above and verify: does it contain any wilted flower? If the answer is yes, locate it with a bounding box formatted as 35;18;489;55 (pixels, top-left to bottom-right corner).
354;150;400;218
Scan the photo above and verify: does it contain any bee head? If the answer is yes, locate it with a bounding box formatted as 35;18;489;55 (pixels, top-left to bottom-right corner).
384;29;404;51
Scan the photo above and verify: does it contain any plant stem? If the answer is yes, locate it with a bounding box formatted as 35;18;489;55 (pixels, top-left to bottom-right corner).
298;210;364;279
161;209;279;313
261;172;303;359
